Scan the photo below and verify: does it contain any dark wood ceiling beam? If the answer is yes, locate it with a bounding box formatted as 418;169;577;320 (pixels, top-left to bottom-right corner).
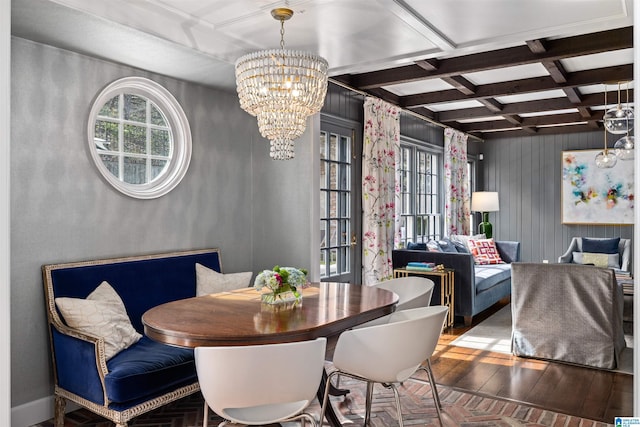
435;90;634;122
415;59;439;71
481;122;602;139
342;27;632;89
400;64;632;108
442;75;476;95
477;98;502;112
460;112;595;132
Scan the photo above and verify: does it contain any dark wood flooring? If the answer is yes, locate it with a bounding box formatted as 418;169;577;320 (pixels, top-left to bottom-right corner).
431;300;634;423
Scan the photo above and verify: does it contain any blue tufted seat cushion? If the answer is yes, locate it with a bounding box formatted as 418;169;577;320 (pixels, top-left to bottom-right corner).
105;336;196;404
475;264;512;293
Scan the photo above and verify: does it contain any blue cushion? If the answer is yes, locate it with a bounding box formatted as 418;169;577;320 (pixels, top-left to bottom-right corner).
438;238;458;253
452;241;469;253
105;337;197;404
475;264;512;293
407;242;427;250
582;237;620;254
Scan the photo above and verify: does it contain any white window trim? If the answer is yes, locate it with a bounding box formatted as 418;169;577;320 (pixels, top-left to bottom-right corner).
87;77;192;199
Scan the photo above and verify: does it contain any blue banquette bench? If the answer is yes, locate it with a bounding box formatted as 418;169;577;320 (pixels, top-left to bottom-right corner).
42;248;223;427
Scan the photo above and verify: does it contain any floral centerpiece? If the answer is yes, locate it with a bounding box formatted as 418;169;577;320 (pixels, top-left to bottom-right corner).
254;265;308;304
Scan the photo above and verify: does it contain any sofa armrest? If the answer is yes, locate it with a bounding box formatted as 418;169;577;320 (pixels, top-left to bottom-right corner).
495;241;521;263
51;324;109;405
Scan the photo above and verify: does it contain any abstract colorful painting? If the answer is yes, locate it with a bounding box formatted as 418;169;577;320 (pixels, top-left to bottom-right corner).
562;150;634;224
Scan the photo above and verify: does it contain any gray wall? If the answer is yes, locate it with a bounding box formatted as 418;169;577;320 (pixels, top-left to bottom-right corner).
10;37;316;410
480;131;634;265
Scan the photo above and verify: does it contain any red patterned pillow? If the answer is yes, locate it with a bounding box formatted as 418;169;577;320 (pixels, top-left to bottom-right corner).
468;238;505;265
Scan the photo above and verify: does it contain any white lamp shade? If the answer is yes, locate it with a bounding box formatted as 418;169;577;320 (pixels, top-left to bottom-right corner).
471;192;499;212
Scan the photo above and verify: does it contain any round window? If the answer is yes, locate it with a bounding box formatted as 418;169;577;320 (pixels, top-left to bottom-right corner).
88;77;192;199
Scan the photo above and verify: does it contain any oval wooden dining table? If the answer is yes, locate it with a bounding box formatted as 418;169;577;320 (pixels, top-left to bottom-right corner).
142;282;398;426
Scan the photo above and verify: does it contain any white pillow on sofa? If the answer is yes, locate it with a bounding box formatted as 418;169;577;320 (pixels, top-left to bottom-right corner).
195;263;253;296
450;233;486;253
55;281;142;360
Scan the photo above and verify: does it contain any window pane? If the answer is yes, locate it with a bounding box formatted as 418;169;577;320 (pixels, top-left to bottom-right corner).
340;247;349;273
151;129;171;156
329;164;338;189
320;161;328;189
320;132;327;160
123;94;146;123
339;135;350;162
150;103;167;127
320;191;327;218
100;154;119;176
329;220;338;246
339;191;349;217
329;191;337;218
151;159;167;180
339;164;349;190
99;95;119;118
320;221;327;249
123;124;146;154
123;157;146;184
329;134;337;160
94;120;119;151
340;220;349;245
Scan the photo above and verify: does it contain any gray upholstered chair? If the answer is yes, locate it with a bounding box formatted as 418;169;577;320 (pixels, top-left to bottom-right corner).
511;262;625;369
558;237;631;272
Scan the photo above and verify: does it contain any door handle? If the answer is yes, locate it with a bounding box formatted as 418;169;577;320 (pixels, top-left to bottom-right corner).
351;234;357;247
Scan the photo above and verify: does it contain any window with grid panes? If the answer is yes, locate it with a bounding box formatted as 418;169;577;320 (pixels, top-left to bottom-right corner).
319;131;352;278
398;143;441;247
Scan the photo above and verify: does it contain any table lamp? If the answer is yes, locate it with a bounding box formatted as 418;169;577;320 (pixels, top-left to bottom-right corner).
471;192;499;238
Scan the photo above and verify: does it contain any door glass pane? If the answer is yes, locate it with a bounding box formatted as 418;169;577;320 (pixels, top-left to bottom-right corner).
320;127;353;279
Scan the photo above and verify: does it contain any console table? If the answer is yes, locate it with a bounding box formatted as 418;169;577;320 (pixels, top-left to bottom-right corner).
393;268;455;328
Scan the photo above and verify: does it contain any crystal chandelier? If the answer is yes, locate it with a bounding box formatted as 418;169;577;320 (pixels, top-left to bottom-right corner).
235;8;329;160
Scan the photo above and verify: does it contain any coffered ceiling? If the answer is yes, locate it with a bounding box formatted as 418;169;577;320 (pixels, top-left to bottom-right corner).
11;0;634;140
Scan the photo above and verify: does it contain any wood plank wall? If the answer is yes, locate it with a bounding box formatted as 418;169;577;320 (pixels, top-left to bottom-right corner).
480;131;634;266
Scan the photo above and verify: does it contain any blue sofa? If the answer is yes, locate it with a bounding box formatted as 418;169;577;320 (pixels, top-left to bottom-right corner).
392;240;520;326
42;248;223;427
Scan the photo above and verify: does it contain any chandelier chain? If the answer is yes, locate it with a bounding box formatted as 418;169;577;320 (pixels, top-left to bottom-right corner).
280;18;286;50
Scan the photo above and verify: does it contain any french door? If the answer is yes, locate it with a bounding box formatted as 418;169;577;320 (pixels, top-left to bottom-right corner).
319;116;361;284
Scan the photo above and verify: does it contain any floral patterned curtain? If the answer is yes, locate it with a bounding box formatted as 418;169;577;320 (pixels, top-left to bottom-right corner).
444;127;470;236
362;97;401;285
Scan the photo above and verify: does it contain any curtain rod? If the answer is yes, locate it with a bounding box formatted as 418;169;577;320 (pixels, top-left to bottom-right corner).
328;77;484;142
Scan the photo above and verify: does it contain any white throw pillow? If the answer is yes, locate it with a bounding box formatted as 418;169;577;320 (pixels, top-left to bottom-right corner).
195;263;253;296
450;233;486;252
55;281;142;360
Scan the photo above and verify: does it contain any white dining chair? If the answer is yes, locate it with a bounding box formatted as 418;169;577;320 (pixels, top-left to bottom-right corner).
356;276;435;329
375;275;435;310
320;306;448;427
195;337;327;427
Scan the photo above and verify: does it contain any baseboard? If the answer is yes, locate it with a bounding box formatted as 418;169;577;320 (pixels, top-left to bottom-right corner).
11;395;79;427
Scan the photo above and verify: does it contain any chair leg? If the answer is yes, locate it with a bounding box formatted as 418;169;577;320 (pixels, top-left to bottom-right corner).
319;370;339;426
202;401;209;427
54;395;66;427
364;381;374;425
389;384;404;427
418;360;444;427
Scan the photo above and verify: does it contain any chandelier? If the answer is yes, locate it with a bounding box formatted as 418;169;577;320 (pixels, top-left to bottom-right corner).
597;82;634;168
235;8;329;160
